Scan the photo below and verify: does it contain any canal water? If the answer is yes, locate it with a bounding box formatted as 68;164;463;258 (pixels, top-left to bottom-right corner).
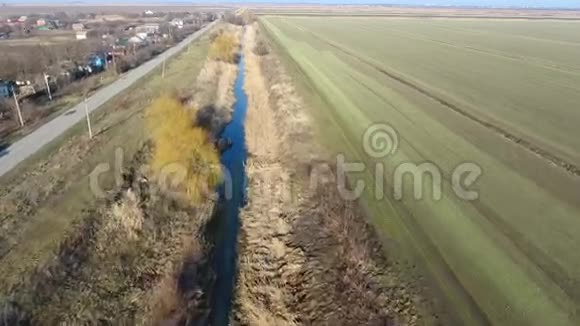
208;38;248;326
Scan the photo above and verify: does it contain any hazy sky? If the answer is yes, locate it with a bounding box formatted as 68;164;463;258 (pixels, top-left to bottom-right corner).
1;0;579;9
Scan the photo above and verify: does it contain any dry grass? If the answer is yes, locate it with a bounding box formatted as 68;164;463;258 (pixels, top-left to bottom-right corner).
28;161;212;324
2;132;217;325
208;31;239;64
235;162;303;326
191;28;240;138
149;268;184;323
99;189;144;244
235;25;301;325
243;28;279;161
233;23;427;325
0;24;240;325
0;36;213;294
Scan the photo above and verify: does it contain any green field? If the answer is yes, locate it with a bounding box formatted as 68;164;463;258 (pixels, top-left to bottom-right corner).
261;16;580;325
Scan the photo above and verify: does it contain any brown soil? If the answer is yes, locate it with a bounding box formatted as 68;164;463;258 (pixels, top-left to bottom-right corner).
233;24;430;326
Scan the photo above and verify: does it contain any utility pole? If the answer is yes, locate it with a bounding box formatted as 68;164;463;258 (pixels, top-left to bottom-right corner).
112;51;117;74
11;86;24;127
84;97;93;139
43;73;53;101
162;52;167;78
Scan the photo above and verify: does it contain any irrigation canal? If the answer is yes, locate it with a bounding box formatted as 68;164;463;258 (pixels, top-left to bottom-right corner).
207;34;248;326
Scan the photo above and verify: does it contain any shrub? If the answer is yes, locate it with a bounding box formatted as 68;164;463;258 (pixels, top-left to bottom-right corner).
223;11;255;26
116;57;133;74
146;95;221;203
223;12;245;26
209;29;222;41
253;40;269;56
0;99;12;120
208;32;238;64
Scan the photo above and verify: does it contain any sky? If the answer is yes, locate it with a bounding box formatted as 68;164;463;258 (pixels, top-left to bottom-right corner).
1;0;579;9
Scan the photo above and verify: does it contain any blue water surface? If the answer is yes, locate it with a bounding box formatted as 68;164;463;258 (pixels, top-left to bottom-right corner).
208;42;248;326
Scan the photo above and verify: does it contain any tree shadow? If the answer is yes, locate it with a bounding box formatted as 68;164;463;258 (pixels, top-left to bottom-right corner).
195;104;230;138
0;142;10;158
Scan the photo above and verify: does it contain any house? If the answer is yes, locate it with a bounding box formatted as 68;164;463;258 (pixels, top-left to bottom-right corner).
18;16;28;23
128;35;146;45
16;82;36;99
76;31;87;40
144;10;154;16
47;20;59;29
6;17;19;26
36;18;46;26
170;18;184;29
136;23;159;34
88;54;106;72
72;23;86;31
0;80;15;98
115;37;130;47
124;24;137;31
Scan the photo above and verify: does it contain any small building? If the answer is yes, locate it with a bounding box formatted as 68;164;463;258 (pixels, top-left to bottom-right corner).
36;18;46;26
128;35;146;45
115;37;130;47
76;31;87;40
72;23;86;31
144;10;154;16
136;23;159;34
52;19;64;29
17;16;28;23
88;54;106;72
0;80;15;98
170;18;184;29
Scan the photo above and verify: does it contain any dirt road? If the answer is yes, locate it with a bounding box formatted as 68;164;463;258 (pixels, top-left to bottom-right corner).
0;20;217;177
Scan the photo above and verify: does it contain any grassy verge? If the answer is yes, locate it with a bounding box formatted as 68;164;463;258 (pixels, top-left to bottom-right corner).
0;22;246;324
0;32;212;305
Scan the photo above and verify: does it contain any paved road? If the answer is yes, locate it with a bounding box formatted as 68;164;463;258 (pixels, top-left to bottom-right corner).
0;21;217;177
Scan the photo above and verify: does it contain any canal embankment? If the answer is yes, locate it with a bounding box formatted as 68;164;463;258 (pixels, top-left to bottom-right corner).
232;23;430;326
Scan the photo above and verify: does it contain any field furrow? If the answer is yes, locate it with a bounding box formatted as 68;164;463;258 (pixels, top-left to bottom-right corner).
261;16;580;326
276;17;580;167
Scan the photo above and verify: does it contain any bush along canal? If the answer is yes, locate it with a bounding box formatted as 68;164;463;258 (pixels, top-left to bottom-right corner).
207;39;248;326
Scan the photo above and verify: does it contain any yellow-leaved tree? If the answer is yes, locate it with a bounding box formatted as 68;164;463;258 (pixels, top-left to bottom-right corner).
208;32;238;63
146;95;221;203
